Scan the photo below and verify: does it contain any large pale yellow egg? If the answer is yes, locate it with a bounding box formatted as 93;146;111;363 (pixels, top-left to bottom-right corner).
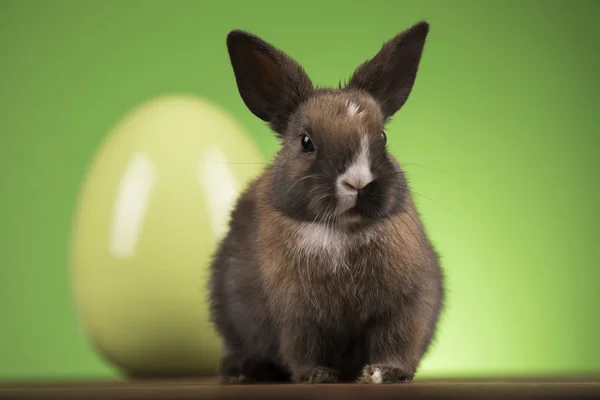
70;94;264;377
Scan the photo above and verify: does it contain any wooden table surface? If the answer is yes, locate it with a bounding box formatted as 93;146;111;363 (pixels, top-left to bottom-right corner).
2;377;600;399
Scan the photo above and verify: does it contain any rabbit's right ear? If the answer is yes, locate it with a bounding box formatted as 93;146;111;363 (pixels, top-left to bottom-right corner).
226;30;314;136
347;21;430;121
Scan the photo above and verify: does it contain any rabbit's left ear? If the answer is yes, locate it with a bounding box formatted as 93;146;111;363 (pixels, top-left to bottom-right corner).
227;30;314;136
347;21;430;120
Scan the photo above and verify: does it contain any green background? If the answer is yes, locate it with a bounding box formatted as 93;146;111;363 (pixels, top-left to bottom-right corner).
1;0;599;381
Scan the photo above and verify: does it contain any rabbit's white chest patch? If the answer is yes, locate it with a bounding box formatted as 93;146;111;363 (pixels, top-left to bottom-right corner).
295;223;374;271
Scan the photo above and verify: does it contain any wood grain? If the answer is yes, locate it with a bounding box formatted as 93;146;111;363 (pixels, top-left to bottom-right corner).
1;377;600;399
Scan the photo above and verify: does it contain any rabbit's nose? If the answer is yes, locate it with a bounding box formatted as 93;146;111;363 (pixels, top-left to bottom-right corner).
338;172;373;196
341;178;369;193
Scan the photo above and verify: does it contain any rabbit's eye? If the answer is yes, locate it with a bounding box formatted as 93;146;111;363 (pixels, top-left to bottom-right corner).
301;134;315;152
381;131;387;144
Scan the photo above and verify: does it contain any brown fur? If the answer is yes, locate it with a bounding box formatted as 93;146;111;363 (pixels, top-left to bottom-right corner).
209;21;444;384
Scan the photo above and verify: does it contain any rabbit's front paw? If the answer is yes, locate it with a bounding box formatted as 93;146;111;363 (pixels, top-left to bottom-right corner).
358;364;413;384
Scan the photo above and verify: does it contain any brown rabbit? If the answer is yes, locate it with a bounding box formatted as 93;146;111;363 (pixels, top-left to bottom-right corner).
208;21;444;384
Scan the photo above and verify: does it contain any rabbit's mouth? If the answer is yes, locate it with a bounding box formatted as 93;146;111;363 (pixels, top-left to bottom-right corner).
336;186;386;225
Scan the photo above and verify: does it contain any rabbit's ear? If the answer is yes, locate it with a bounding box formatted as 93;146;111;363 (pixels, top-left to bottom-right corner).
347;21;430;120
227;30;314;136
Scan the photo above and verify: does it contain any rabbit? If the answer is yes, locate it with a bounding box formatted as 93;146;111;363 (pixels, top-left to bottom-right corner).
208;20;444;385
